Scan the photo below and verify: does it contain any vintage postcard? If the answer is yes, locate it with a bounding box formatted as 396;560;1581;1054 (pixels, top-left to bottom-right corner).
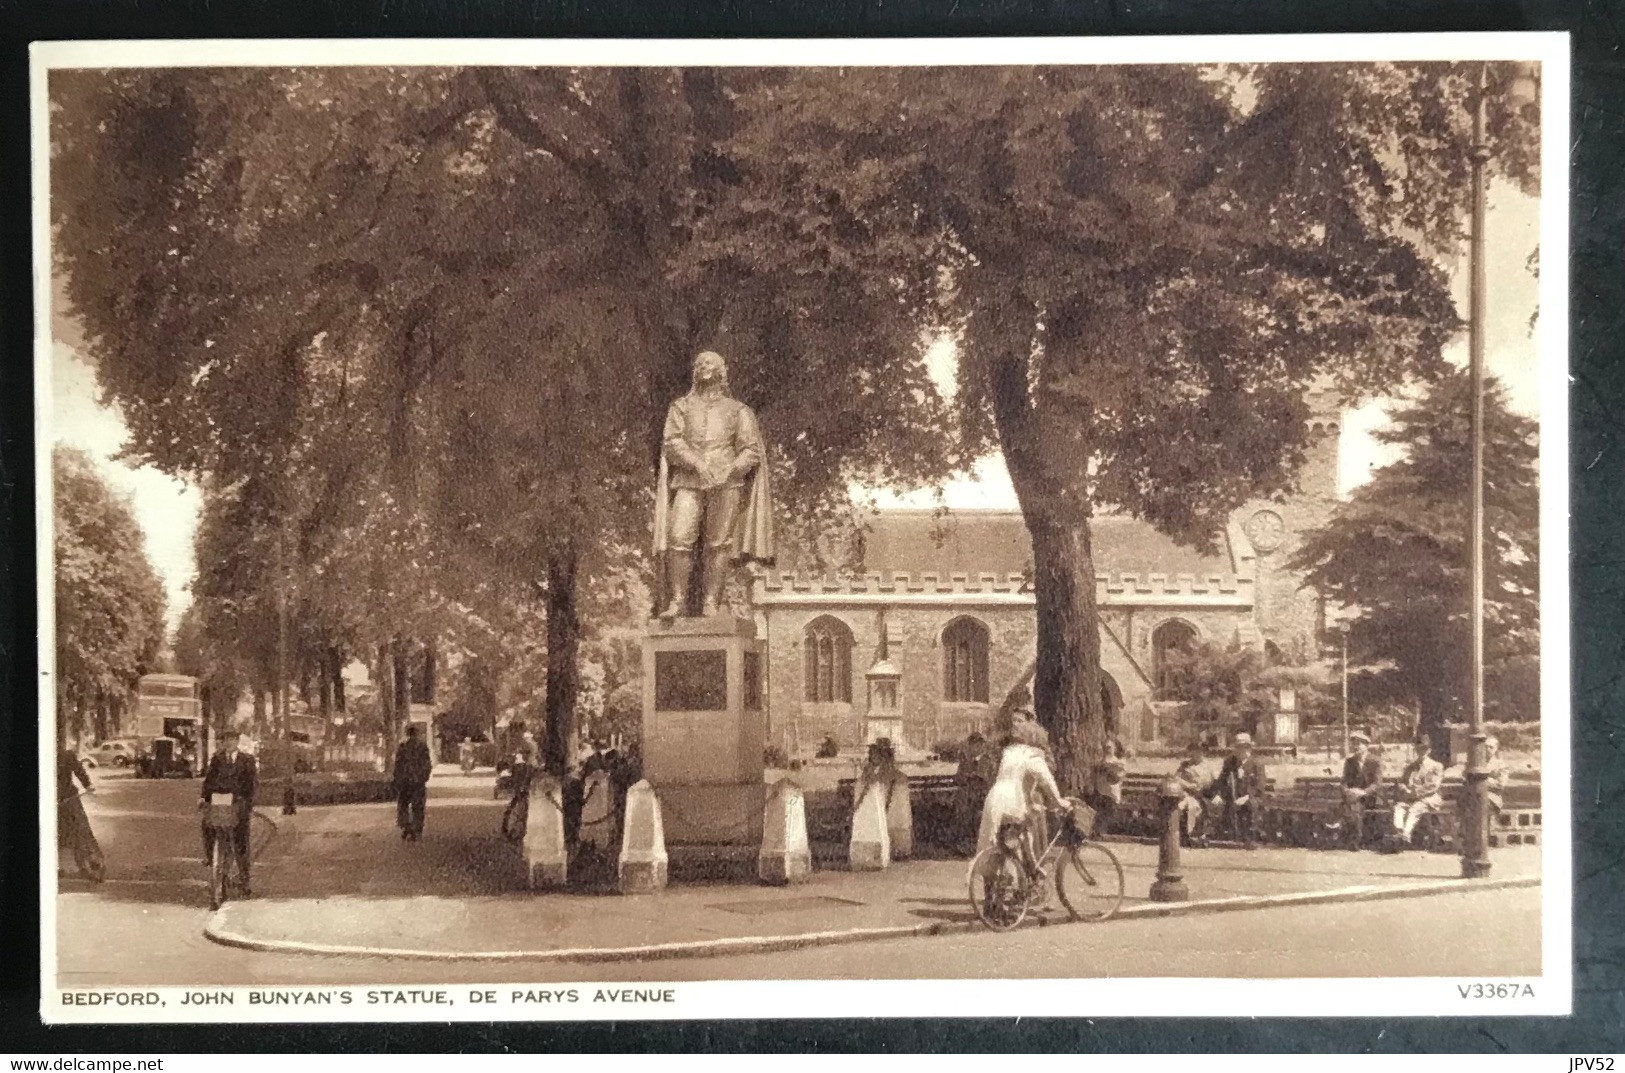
33;33;1571;1023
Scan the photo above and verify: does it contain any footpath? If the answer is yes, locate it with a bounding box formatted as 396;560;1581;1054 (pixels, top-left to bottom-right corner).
212;774;1542;963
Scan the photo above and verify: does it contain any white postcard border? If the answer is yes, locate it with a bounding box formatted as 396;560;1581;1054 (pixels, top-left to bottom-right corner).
32;31;1573;1024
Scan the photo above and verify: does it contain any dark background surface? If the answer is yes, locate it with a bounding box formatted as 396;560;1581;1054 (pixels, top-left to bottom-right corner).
1;0;1621;1053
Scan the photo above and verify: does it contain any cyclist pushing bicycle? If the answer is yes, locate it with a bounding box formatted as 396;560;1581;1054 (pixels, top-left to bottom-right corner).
969;712;1125;930
975;723;1067;883
198;727;257;901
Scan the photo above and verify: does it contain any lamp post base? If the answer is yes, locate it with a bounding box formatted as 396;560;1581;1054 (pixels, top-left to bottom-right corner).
1149;877;1190;903
1459;767;1494;880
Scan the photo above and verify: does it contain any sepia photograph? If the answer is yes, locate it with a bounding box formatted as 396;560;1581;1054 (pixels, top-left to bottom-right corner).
33;35;1570;1023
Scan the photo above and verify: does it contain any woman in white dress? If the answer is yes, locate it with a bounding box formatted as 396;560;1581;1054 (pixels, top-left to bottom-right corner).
976;730;1068;877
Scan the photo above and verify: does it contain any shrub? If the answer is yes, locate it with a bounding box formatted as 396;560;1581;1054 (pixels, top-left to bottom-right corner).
764;744;791;769
932;738;967;765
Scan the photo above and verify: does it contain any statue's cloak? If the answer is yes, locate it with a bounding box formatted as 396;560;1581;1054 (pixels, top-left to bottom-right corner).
652;452;776;566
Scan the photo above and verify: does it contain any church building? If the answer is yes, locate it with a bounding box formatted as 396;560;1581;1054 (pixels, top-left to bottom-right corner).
751;392;1344;755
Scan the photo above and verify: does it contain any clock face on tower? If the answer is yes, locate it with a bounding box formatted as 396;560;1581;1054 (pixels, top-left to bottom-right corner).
1245;509;1286;554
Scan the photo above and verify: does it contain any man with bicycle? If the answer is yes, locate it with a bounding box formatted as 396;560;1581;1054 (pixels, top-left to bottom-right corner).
199;727;257;895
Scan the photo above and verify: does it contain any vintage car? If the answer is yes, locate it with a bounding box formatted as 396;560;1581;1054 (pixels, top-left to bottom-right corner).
136;735;198;778
80;739;139;769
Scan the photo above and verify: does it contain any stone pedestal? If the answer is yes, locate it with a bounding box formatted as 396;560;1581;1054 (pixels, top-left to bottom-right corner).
885;773;914;861
618;779;669;894
849;779;891;870
758;779;812;885
642;614;767;850
523;775;569;890
865;714;904;746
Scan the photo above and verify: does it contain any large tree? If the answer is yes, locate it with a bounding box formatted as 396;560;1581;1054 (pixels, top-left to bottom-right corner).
53;446;167;744
50;66;966;772
1290;370;1540;740
697;63;1539;789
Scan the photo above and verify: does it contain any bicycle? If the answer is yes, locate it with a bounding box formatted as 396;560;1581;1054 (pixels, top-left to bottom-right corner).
59;786;105;883
967;797;1124;931
203;793;248;910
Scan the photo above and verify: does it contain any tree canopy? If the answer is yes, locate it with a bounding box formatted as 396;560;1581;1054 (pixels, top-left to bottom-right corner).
689;62;1539;786
53;446;167;743
1291;370;1540;736
51;62;1542;787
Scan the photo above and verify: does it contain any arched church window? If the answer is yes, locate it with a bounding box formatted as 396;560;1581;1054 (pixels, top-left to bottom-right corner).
803;616;853;703
1152;620;1198;701
942;617;990;704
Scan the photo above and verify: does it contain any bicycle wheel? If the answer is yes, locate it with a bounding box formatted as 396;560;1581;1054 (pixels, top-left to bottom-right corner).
209;837;227;910
74;839;106;883
967;846;1029;931
1055;840;1125;922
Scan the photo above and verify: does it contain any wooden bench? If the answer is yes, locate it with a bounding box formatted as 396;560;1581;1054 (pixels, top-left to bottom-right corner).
1277;775;1541;851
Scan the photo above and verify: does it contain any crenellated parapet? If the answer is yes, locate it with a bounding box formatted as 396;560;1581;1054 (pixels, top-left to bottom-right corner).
753;570;1253;607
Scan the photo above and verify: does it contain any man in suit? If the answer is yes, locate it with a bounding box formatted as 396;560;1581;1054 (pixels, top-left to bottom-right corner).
1391;739;1446;847
1206;732;1267;848
1334;731;1384;847
393;725;433;841
199;728;257;894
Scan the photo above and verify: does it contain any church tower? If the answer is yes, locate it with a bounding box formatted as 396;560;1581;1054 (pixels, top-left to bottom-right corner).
1238;386;1343;655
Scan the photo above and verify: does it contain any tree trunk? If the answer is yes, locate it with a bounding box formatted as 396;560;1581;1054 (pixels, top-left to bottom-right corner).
1026;511;1107;795
378;640;397;772
978;287;1107;794
543;546;581;776
393;640;412;735
330;646;347;714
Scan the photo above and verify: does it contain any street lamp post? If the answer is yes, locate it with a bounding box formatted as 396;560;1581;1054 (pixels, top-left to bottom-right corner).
1458;61;1495;881
1459;62;1536;879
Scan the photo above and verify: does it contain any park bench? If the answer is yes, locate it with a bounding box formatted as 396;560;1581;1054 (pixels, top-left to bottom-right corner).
1274;775;1541;851
1116;772;1282;842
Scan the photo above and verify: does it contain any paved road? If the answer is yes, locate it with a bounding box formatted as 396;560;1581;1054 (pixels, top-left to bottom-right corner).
55;774;1541;988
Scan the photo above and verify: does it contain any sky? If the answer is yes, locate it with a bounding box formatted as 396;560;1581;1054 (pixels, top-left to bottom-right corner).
49;182;1542;632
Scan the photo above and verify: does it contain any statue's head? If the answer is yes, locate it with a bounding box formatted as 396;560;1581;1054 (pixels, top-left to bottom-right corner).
692;350;729;391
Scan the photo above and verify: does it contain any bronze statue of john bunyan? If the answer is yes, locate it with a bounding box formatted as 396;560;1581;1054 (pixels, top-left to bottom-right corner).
653;351;775;618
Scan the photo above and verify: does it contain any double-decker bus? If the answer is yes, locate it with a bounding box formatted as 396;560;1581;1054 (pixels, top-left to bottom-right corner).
132;673;202;777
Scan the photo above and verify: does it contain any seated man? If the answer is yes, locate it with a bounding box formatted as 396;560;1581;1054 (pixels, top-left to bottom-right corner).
1175;744;1210;847
1206;732;1266;848
1329;732;1384;848
1390;739;1445;848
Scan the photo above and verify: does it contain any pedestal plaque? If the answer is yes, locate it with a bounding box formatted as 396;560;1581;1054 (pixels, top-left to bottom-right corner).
641;614;767;848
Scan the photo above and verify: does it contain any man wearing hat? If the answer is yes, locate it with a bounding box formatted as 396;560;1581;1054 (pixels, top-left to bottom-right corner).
199;727;257;894
1333;732;1384;848
1206;732;1266;848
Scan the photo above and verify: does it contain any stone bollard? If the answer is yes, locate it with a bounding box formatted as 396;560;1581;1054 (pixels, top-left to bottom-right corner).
523;774;569;890
1149;776;1190;902
579;770;614;853
849;778;891;870
618;779;668;894
885;772;914;861
759;779;812;885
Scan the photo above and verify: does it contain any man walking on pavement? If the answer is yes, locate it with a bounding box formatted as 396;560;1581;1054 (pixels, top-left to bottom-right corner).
393;724;432;841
